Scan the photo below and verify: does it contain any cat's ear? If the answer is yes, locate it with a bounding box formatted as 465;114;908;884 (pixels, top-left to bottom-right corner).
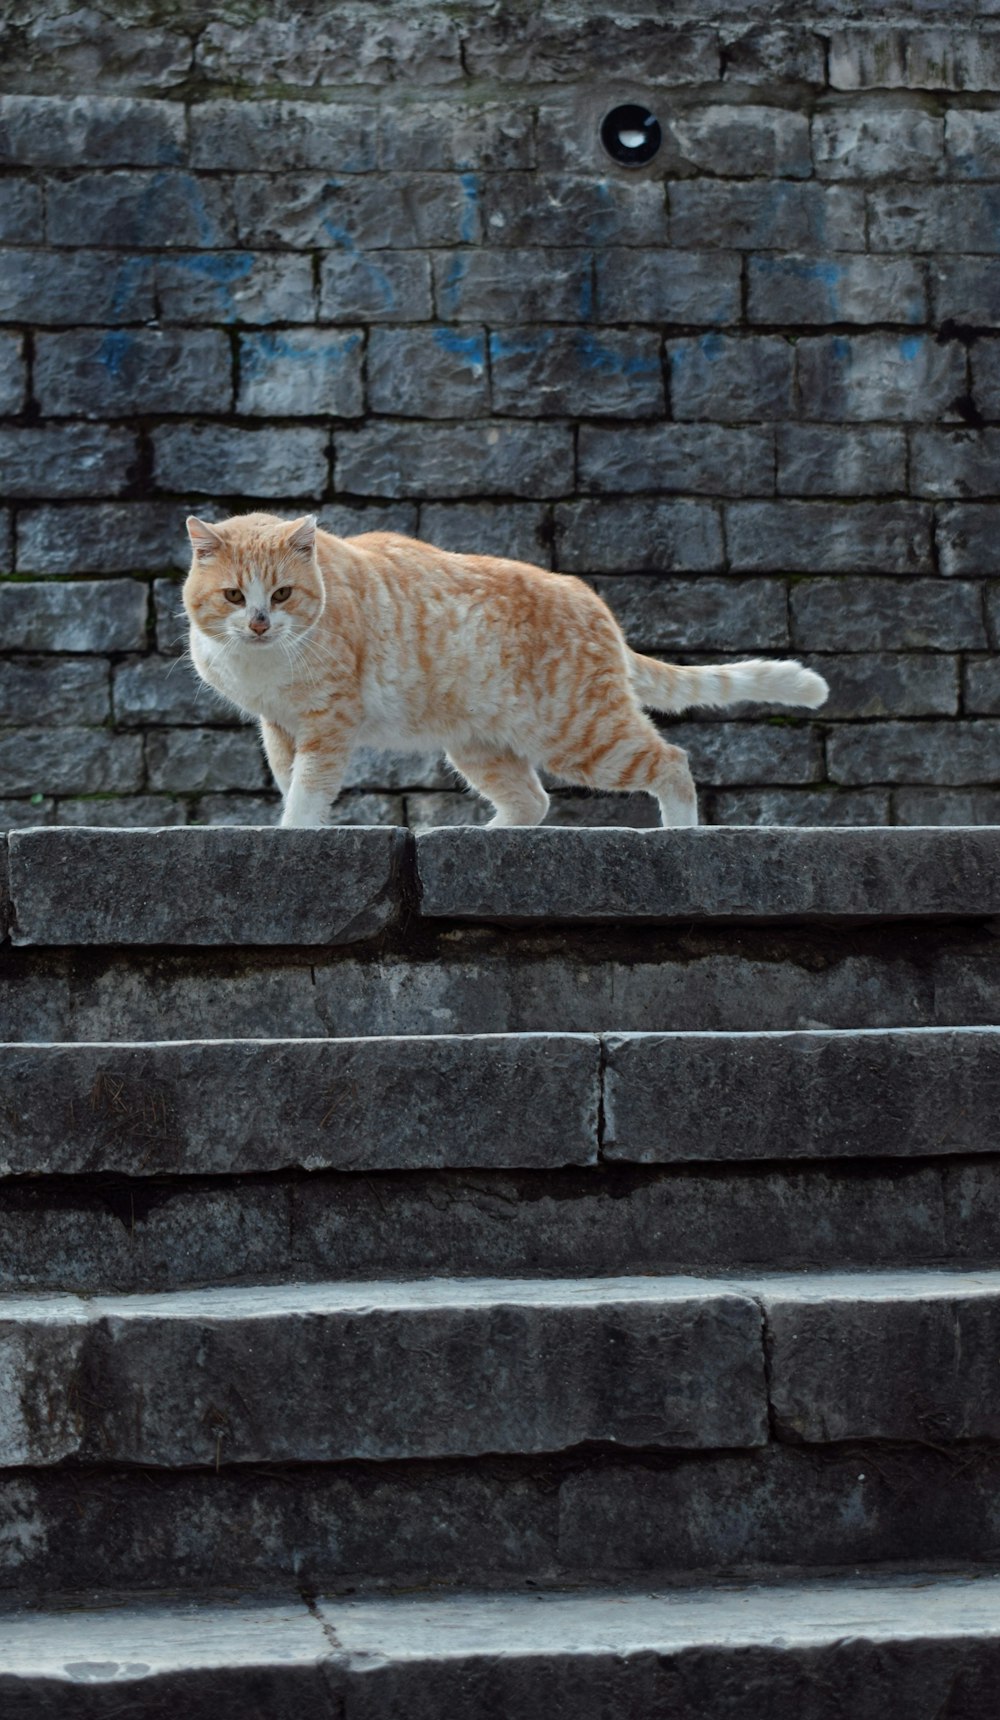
187;516;225;560
286;515;317;556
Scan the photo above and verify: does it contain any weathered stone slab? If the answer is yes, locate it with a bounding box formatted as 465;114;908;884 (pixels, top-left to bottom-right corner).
760;1270;1000;1443
603;1028;1000;1163
7;827;408;945
2;1276;766;1465
415;828;1000;924
0;1034;599;1175
0;1594;333;1719
317;1576;1000;1720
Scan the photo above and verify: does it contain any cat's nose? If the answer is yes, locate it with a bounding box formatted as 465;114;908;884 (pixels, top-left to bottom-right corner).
249;614;270;636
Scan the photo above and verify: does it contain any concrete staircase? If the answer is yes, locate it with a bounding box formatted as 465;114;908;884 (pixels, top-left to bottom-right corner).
1;825;999;1715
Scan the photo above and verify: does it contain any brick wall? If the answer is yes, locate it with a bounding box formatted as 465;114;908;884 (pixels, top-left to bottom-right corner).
1;0;998;830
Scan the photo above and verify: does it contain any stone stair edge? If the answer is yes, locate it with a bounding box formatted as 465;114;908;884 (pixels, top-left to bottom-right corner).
1;1572;999;1718
4;823;1000;942
5;1267;1000;1469
3;1026;1000;1178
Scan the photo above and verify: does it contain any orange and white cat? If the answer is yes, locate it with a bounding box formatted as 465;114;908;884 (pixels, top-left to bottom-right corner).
184;511;827;829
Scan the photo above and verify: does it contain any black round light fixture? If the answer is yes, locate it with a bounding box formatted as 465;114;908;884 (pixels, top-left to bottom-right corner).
600;103;662;167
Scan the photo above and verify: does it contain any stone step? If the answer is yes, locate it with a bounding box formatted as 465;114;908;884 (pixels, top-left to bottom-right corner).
4;1271;999;1469
1;1574;998;1718
5;826;1000;947
6;1155;998;1293
6;1441;1000;1597
2;1028;995;1177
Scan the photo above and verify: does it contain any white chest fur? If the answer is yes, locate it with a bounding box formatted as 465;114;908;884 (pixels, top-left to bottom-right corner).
191;630;298;730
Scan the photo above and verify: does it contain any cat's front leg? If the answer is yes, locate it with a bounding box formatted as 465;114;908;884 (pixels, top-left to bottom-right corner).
260;719;294;798
280;723;356;829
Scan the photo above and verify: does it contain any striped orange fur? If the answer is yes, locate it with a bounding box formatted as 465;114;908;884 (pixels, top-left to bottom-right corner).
184;512;828;828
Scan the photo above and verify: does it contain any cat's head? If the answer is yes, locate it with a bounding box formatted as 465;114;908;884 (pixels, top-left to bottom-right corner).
183;512;325;649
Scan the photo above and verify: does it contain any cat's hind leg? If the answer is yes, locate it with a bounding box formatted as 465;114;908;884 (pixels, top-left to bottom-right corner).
545;710;698;828
447;747;550;828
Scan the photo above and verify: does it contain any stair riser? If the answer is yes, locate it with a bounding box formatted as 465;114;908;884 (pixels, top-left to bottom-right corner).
2;929;998;1038
2;1160;997;1292
3;1447;1000;1598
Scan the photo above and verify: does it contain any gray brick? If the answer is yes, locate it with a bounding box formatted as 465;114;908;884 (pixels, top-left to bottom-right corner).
800;652;959;719
145;728;268;794
777;427;907;496
947;110;1000;178
0;250;154;324
368;327;488;418
380;103;534;171
335;423;574;498
747;255;926;325
594;249;741;327
406;790;499;830
669;183;866;252
197;11;463;86
0;729;143;796
0;94;185;166
556;501;723;573
55;794;186;828
827;30;914;90
791;579;986;652
0;799;55;830
711;787;890;826
462;17;719;83
720;25;827;87
0;658;110;726
320;251;432;322
727;501;932;573
113;657;241;728
189;793;281;827
0;425;139;499
667;105;811;179
911;431;1000;499
933;258;1000;326
237;330;363;417
797;334;965;422
33;329;232;418
323;502;419;537
232;173;480;250
418;504;552;566
894;786;1000;824
590;577;789;651
434;250;593;323
190;100;376;171
667;721;823;787
0;511;10;571
3;11;191;91
154;252;316;324
0;580;149;653
154;424;329;496
963;656;1000;716
813;102;943;178
938;505;1000;576
480;174;667;248
344;749;453;792
869;186;1000;254
18;505;184;575
0;179;42;242
907;30;1000;90
0;333;26;414
490;328;664;418
153;578;186;656
972;340;1000;420
669;335;794;422
579;425;774;497
45;171;235;248
829;721;1000;785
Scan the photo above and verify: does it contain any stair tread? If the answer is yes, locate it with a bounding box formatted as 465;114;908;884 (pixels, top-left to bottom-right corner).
2;1572;999;1677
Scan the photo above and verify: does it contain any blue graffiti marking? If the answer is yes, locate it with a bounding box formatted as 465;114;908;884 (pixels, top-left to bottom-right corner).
459;172;480;244
899;334;923;362
438;254;469;315
433;327;486;370
97;329;133;377
575;333;658;376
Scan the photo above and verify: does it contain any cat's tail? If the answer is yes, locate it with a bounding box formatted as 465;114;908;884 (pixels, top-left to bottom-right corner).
628;652;829;713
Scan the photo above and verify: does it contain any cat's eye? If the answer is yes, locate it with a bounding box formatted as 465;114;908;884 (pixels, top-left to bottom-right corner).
271;586;292;603
223;589;245;605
